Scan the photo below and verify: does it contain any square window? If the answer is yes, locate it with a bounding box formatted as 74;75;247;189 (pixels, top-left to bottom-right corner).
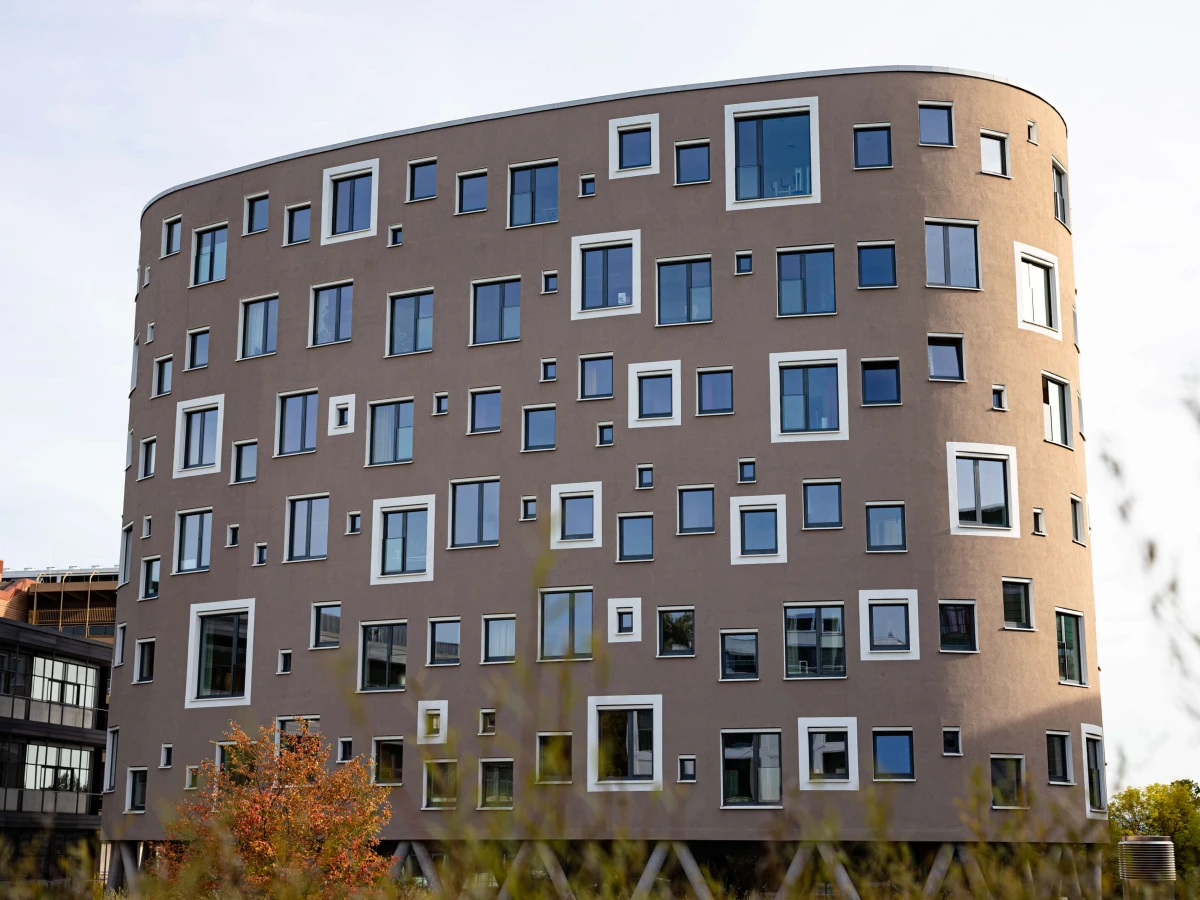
734;112;812;201
234;442;257;482
246;195;269;233
778;248;835;315
722;732;781;804
679;756;697;782
658;608;695;656
857;245;896;288
473;279;521;344
537;734;572;783
451;480;500;547
484;617;516;663
779;365;839;433
638;374;673;419
1047;733;1071;784
510;163;558;226
738;460;756;483
617;609;634;634
164;218;181;255
785;605;846;677
919;104;954;146
337;737;353;763
861;360;901;405
697;370;733;415
523;407;556;450
597;423;614;446
938;602;977;651
543;272;558;293
981;132;1008;176
955;456;1010;527
597;707;655;782
657;259;711;325
287;205;310;244
481;760;514;808
278;391;318;455
434;393;448;415
636;466;654;489
808;730;849;781
409;160;436;201
992;386;1008;410
390;224;403;246
480;710;497;735
540;590;592;660
990;756;1025;808
470;390;502;433
943;728;962;756
739;508;777;555
520;497;537;521
854;126;892;168
803;483;842;529
542;359;557;381
360;623;407;690
347;513;361;534
240;296;278;358
313;603;341;648
721;632;758;679
866;504;906;551
928;337;964;381
869;603;910;651
678;487;714;534
374;739;403;784
389;291;433;355
925;222;979;288
331;172;373;235
458;172;487;213
581;244;635;311
735;252;753;274
675;143;710;184
619;128;652;169
580;175;595;196
873;731;914;780
193;225;228;285
618;515;653;561
188;330;209;370
580;356;614;399
429;620;461;665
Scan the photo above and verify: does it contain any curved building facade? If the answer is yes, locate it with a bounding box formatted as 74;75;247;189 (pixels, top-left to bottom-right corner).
104;66;1104;854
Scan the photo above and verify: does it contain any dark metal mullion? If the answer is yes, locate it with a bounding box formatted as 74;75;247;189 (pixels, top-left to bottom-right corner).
942;226;952;286
601;249;609;308
798;252;808;314
750;734;761;803
755;120;765;198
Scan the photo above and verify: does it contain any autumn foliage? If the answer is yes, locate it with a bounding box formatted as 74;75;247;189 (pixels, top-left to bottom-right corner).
155;719;392;897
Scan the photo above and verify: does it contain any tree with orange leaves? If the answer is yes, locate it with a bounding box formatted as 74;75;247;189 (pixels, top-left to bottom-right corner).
155;719;392;897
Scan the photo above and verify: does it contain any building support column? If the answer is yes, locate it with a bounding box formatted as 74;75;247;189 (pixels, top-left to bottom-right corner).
119;841;140;894
1086;847;1104;900
774;842;815;900
816;843;860;900
411;841;442;896
672;842;715;900
956;845;991;899
1062;847;1085;900
535;842;577;900
921;843;956;898
631;841;671;900
1036;844;1064;899
104;842;124;892
390;841;410;880
496;841;534;900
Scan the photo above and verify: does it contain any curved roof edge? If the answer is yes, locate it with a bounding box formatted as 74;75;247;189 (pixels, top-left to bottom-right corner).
142;64;1064;217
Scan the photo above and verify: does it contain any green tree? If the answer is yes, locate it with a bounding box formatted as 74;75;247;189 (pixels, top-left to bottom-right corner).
1109;779;1200;895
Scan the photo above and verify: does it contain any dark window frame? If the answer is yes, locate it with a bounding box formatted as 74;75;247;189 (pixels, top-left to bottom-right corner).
471;279;521;345
360;622;408;691
451;480;500;548
853;125;893;168
872;730;915;780
956;456;1011;528
381;508;428;575
580;356;615;399
677;487;715;535
784;604;846;678
240;296;278;358
331;173;373;235
779;364;840;433
696;369;733;415
777;248;836;316
734;111;812;201
868;602;910;651
721;731;783;805
539;589;592;661
580;245;634;311
312;603;341;649
674;141;711;184
658;608;695;656
739;508;778;556
483;616;516;664
469;390;502;434
457;171;488;214
278;392;318;455
925;222;980;289
428;619;461;666
637;374;673;419
938;602;977;652
195;610;248;698
408;161;437;202
802;482;843;529
657;258;712;325
286;496;329;562
312;283;353;346
523;406;556;451
509;162;559;227
618;127;653;170
720;631;759;680
193;225;227;285
182;407;217;469
865;504;907;552
245;195;269;234
928;336;965;381
618;514;654;562
861;359;901;406
857;244;897;288
369;400;415;466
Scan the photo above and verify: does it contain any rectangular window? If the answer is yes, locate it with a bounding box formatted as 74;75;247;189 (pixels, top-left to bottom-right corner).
928;336;965;381
956;457;1010;527
458;171;487;213
187;330;209;369
246;195;268;233
778;248;835;315
657;259;711;324
374;739;403;784
722;732;782;804
1003;580;1033;629
1056;611;1084;684
803;482;842;528
361;623;407;691
537;734;572;783
580;356;614;399
523;406;556;451
721;632;758;679
618;515;653;561
409;161;436;201
429;620;460;665
287;496;329;561
1047;733;1071;784
597;423;614;446
943;728;962;756
390;224;403;246
234;442;257;482
177;510;212;572
481;760;514;808
1071;496;1086;544
675;142;710;184
140;438;156;479
866;504;906;551
740;508;778;555
981;132;1008;176
858;244;896;288
1043;376;1071;446
114;626;126;666
509;163;558;226
278;392;318;455
332;173;372;234
693;370;733;416
735;112;811;200
287;205;310;244
938;602;977;651
679;756;697;782
808;729;851;781
678;487;714;534
389;291;433;355
861;360;901;405
779;364;839;432
473;280;520;344
312;283;353;345
1086;737;1106;810
873;731;914;780
638;374;673;419
598;709;654;780
182;408;217;468
196;611;248;697
738;459;756;483
1053;163;1070;226
254;544;267;565
925;222;979;288
127;769;147;812
560;495;594;540
854;126;892;168
991;756;1025;808
993;385;1008;410
919;104;954;146
135;640;155;683
480;710;497;735
313;603;341;648
582;245;634;310
540;589;592;660
369;400;414;465
241;297;278;358
785;605;846;677
142;558;160;599
381;509;428;574
868;602;910;651
154;357;172;396
164;218;181;255
520;497;537;521
735;251;753;274
119;525;133;585
658;608;695;656
484;617;516;663
193;225;227;284
452;480;500;547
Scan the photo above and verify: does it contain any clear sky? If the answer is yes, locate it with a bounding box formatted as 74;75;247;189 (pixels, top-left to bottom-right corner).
1;0;1196;788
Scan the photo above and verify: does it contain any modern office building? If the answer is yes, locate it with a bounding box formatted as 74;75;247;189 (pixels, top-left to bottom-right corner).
103;65;1104;888
1;565;118;643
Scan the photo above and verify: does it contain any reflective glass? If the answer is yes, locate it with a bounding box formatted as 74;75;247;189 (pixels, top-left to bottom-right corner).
803;483;841;528
861;361;900;404
919;106;953;145
676;144;709;183
619;516;653;560
854;127;891;167
410;162;436;200
459;173;487;212
873;732;914;779
619;128;652;169
866;505;905;551
471;391;501;432
524;407;555;450
869;603;909;649
740;509;777;554
638;375;672;418
858;245;896;287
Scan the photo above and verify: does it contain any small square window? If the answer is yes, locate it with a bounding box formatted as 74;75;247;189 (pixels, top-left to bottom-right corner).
678;487;715;534
470;390;501;433
580;175;596;197
679;756;697;782
992;385;1008;410
254;544;267;566
597;423;614;446
636;466;654;489
458;172;487;213
869;603;910;651
521;497;537;521
347;513;361;534
928;336;965;381
337;737;353;763
738;459;756;483
543;272;558;293
618;515;654;561
803;482;842;529
735;252;753;275
919;104;954;146
739;509;777;555
721;632;758;679
617;609;634;634
541;359;557;381
480;710;497;735
858;245;897;288
286;205;310;244
861;360;901;405
981;132;1009;176
389;224;403;246
1032;509;1046;537
866;504;906;551
675;142;710;184
313;604;341;648
278;650;292;674
697;370;733;415
943;728;962;756
619;128;652;170
227;525;240;547
409;160;436;201
246;195;269;233
434;392;448;415
854;126;892;168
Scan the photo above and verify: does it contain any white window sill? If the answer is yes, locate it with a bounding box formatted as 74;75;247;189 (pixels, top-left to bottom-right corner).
939;648;980;654
309;645;339;651
124;810;146;815
655;319;713;329
385;348;433;359
427;661;461;668
697;410;734;417
521;447;556;453
285;239;310;247
481;659;515;666
802;525;843;531
189;278;227;289
918;142;956;148
537;657;592;664
405;196;436;204
925;284;982;292
469;338;520;349
274;449;317;459
784;675;847;681
720;804;783;810
719;676;761;683
455;208;487;216
446;543;499;551
506;219;558;230
873;777;916;783
866;548;907;554
674;179;712;186
1002;625;1037;632
172;568;209;576
861;401;902;408
777;311;837;319
853;165;894;171
308;339;352;350
282;557;326;565
478;805;514;811
237;352;277;362
160;250;180;259
356;687;406;694
1058;680;1089;689
656;653;696;659
616;557;654;564
578;395;614;402
1049;780;1077;787
676;530;716;536
857;284;898;291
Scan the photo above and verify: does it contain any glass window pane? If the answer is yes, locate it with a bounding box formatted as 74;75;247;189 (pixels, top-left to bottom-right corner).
698;371;732;414
289;206;310;242
939;604;976;651
676;144;709;183
809;731;849;779
854;127;891;168
524;408;555;450
581;358;613;398
760;113;811;198
858;246;896;287
533;164;558;223
660;610;694;655
866;506;905;551
561;496;593;539
541;594;570;658
981;135;1004;174
920;107;952;145
862;361;900;404
804;484;841;528
928;340;963;380
722;633;758;678
619;516;653;560
870;604;909;650
947;226;978;288
679;489;714;533
639;375;672;418
431;621;460;663
806;366;839;430
658;263;688;324
925;224;947;285
873;733;914;779
471;392;501;432
803;250;836;314
572;592;592;656
411;162;436;200
619;129;651;169
607;246;633;307
740;510;777;554
459;173;487;212
485;619;516;662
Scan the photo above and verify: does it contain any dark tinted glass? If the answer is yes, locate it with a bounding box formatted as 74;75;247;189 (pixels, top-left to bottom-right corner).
736;254;753;274
638;375;672;418
736;113;811;200
1047;734;1070;783
676;144;709;183
619;516;653;560
619;129;652;169
279;392;318;454
1002;582;1031;628
637;467;653;488
659;609;694;655
809;731;849;779
862;360;901;404
473;280;520;343
739;461;756;482
780;365;839;432
288;206;310;243
458;173;487;212
581;357;613;398
524;407;556;450
410;161;436;200
288;497;329;560
582;246;633;309
538;735;572;781
927;339;964;380
189;331;209;368
597;424;614;445
484;618;516;662
943;730;961;754
858;245;896;287
247;196;269;232
235;443;257;482
369;401;413;464
430;621;460;664
314;605;340;647
361;623;406;690
873;732;914;779
803;483;841;528
698;370;732;414
854;127;892;167
740;509;777;554
197;612;247;697
382;509;427;574
580;177;595;196
679;488;714;533
939;603;976;651
925;223;978;288
721;633;758;678
866;505;906;551
165;220;181;254
471;391;501;433
313;284;352;345
919;106;953;145
194;226;227;284
785;606;845;677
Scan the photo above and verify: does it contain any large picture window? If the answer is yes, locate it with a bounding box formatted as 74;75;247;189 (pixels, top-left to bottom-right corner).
196;612;248;699
721;732;781;805
735;113;811;200
361;623;407;691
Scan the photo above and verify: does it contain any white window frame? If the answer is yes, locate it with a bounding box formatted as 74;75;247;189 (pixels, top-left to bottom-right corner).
161;215;182;258
252;542;267;567
673;139;711;185
242;191;269;235
184;327;209;371
677;755;698;783
284;202;310;246
1056;607;1089;686
371;736;404;784
118;524;133;586
1046;730;1075;785
172;394;225;479
327;393;355;436
768;350;850;443
797;716;859;791
454;167;488;215
417;699;449;745
1043;372;1074;448
946;442;1021;538
990;754;1028;809
980;129;1011;178
1027;121;1039;144
628;359;681;428
1071;494;1087;545
609;114;660;179
406;156;438;203
125;767;147;814
1052;157;1070;228
570;230;641;320
1032;509;1047;537
142;515;152;539
549;482;603;550
521;403;556;453
937;599;979;654
729;494;787;565
1082;724;1107;818
113;625;126;667
320;159;379;245
225;524;239;547
337;737;353;763
586;693;663;792
184;765;200;789
858;589;920;661
160;744;173;769
184;598;255;709
132;638;155;683
607;597;642;643
943;727;963;757
188;221;229;288
918;101;956;147
370;495;436;585
236;293;279;361
1014;242;1062;339
724;96;821;211
1001;577;1036;630
138;555;160;601
277;649;292;674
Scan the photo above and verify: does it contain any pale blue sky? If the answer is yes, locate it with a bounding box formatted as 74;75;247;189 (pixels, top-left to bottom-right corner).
0;0;1196;787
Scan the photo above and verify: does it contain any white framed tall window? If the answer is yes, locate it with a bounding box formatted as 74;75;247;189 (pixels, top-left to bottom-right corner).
724;97;821;211
1014;243;1061;337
